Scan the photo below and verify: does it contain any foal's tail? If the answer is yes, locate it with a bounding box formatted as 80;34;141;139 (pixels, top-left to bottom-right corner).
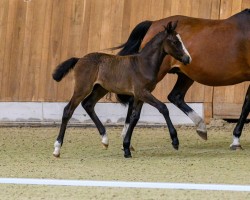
52;57;80;82
110;20;152;55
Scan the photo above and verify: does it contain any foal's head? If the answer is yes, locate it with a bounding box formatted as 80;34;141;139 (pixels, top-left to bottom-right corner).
162;21;191;65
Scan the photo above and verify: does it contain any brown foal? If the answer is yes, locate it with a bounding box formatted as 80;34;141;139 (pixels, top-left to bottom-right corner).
52;21;191;158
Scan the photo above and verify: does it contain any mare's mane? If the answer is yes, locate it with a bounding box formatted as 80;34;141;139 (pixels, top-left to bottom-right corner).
230;8;250;18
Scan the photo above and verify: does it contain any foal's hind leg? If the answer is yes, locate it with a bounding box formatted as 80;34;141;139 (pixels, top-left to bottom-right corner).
81;84;109;149
123;100;143;158
230;85;250;150
139;91;179;150
53;93;85;157
121;100;135;151
168;73;207;140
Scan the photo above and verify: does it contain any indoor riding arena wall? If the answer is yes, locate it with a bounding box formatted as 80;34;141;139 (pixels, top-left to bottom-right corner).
0;0;250;124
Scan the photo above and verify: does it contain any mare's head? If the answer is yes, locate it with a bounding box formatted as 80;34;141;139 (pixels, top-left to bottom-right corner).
162;21;191;65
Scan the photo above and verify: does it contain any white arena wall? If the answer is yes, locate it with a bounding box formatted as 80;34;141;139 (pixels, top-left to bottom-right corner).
0;102;204;126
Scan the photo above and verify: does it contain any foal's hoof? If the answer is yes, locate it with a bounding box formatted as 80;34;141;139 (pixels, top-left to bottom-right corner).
53;153;60;158
230;145;243;150
124;154;132;158
197;129;207;140
130;145;135;151
124;149;132;158
121;145;135;151
102;143;109;150
172;138;179;150
172;144;179;150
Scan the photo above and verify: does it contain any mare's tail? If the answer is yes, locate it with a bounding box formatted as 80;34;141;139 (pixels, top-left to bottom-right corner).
111;20;152;56
111;20;152;104
52;57;80;82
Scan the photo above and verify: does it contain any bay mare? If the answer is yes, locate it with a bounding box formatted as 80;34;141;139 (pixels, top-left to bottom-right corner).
114;9;250;150
52;22;191;158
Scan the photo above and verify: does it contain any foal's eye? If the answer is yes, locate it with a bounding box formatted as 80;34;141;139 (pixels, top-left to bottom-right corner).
172;41;179;45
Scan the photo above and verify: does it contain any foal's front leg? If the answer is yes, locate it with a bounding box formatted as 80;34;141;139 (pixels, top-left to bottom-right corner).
123;101;143;158
141;91;179;150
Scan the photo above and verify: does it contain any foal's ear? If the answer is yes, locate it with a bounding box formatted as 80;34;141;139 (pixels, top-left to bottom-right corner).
172;20;178;30
166;21;173;33
165;21;178;33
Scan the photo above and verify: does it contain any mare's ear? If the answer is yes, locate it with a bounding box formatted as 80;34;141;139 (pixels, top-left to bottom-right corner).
172;20;178;30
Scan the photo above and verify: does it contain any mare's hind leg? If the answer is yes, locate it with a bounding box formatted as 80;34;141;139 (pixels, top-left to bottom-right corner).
168;73;207;140
230;85;250;150
81;84;109;149
53;93;86;157
140;91;179;150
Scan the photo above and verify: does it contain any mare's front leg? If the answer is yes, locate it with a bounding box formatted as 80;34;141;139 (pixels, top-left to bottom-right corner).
141;91;179;150
81;85;109;149
230;85;250;150
168;73;207;140
123;100;143;158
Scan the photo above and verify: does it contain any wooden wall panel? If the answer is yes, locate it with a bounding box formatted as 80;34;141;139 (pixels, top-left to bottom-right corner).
0;0;249;123
153;0;219;102
0;0;9;101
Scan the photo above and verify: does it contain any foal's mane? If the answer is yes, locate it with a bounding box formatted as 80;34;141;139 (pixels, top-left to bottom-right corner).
140;30;166;53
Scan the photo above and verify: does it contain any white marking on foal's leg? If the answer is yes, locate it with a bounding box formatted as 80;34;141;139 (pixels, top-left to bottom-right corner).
101;133;109;149
53;141;61;157
176;34;192;62
121;123;129;139
230;136;240;147
187;111;207;140
121;123;135;151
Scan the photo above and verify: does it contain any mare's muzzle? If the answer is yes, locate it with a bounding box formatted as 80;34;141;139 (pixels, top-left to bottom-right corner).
182;54;191;65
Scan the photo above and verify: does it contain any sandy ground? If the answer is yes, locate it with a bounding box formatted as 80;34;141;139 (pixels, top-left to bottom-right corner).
0;122;249;199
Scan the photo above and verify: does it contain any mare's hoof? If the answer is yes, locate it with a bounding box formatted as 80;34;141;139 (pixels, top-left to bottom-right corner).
197;129;207;140
102;143;109;150
230;145;243;150
53;153;60;158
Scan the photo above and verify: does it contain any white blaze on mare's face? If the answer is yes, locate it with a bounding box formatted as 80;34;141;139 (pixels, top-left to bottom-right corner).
176;34;192;63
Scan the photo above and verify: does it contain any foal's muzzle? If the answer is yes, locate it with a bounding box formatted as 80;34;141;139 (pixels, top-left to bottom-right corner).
182;55;191;65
